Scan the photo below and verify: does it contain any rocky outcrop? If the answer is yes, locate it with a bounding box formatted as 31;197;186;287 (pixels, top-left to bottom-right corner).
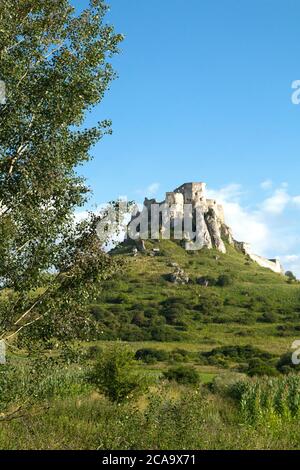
205;208;226;254
167;267;190;285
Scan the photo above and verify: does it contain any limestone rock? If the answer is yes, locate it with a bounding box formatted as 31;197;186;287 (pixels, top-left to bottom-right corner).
204;209;226;254
168;262;179;268
167;267;189;285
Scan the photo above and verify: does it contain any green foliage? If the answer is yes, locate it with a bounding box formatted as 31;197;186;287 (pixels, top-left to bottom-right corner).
216;274;234;287
0;0;123;341
277;352;300;375
246;358;279;377
79;239;300;343
286;271;297;282
163;366;200;385
258;311;279;323
201;345;277;375
135;348;169;364
230;376;300;424
87;345;148;402
202;344;274;363
0;357;88;413
194;293;223;315
3;352;300;449
150;326;182;342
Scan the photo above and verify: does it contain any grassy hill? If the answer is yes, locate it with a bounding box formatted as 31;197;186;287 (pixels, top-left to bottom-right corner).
91;239;299;346
82;238;300;380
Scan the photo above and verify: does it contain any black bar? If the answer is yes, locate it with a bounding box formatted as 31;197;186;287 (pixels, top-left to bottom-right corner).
0;450;299;466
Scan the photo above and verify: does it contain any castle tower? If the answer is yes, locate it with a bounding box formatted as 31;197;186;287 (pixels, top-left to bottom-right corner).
174;182;206;204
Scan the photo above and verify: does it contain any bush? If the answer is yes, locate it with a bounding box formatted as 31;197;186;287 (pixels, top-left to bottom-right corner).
277;352;300;375
169;348;191;363
135;348;169;364
119;325;151;341
258;311;279;323
210;372;248;397
162;305;186;325
90;305;107;321
202;345;274;363
150;326;182;342
86;345;103;359
131;312;148;327
216;274;233;287
246;358;279;377
286;271;297;282
194;294;223;315
87;345;148;402
163;366;200;385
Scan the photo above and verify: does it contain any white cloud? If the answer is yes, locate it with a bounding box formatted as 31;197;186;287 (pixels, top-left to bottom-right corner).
208;183;243;202
261;179;273;190
136;182;160;198
208;185;270;253
280;255;300;277
146;182;160;196
292;195;300;207
209;183;300;277
261;188;290;215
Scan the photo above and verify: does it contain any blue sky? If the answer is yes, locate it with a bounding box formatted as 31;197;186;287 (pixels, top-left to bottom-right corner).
73;0;300;274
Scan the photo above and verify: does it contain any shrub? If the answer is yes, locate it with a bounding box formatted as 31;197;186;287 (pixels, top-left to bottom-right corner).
169;348;191;363
87;345;148;402
210;372;248;397
163;366;200;385
286;271;297;282
131;312;148;327
86;345;103;359
162;305;186;325
277;352;300;375
144;307;159;318
258;311;279;323
150;326;182;342
246;358;279;377
202;345;274;363
216;274;233;287
119;325;150;341
135;348;169;364
90;305;107;321
194;294;223;315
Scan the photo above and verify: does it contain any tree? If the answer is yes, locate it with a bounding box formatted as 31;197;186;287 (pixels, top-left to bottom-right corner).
0;1;124;343
88;345;148;402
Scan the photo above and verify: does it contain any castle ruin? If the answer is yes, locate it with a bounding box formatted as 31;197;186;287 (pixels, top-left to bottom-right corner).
133;182;283;274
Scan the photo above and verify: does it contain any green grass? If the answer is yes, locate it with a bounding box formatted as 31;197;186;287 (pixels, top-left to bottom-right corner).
88;239;300;352
1;369;300;450
1;239;300;449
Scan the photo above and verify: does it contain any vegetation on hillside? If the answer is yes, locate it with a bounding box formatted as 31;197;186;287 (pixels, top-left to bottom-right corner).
72;239;300;346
